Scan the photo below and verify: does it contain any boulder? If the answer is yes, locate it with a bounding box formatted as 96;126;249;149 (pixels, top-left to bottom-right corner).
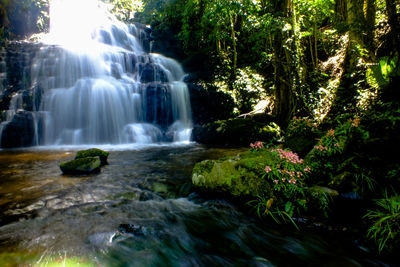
192;151;272;198
187;82;235;125
192;118;280;146
75;148;109;166
60;157;101;174
0;111;35;148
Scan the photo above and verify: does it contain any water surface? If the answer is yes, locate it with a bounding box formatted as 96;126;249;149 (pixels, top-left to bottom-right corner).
0;145;392;266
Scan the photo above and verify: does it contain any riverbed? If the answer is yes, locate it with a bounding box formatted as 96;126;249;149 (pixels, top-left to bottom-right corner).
0;144;392;266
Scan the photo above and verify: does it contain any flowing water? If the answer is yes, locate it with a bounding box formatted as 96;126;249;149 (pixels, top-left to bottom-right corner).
1;0;192;147
0;145;393;266
0;1;396;266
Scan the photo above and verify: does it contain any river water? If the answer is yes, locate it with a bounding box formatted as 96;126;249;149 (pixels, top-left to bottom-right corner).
0;145;393;266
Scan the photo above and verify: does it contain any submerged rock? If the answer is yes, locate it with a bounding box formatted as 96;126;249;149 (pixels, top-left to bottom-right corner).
75;148;109;166
60;157;101;174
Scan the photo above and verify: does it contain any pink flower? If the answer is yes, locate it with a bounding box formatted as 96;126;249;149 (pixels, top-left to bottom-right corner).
274;180;279;184
314;145;328;152
352;117;360;127
250;141;264;150
304;167;311;172
327;129;335;137
265;166;272;173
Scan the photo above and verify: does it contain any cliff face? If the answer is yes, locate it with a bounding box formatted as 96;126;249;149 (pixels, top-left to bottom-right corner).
0;41;42;148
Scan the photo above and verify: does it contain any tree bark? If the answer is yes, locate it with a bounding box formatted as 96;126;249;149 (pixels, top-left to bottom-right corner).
271;0;296;128
325;0;375;121
230;13;238;87
386;0;400;55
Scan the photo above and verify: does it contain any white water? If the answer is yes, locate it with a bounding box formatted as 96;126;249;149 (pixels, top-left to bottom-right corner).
2;0;192;147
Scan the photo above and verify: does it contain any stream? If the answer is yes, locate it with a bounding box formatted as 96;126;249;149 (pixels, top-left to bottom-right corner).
0;145;393;266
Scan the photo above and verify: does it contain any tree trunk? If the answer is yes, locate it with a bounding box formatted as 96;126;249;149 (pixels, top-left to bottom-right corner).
325;0;375;121
386;0;400;55
271;0;296;127
335;0;347;23
229;13;238;89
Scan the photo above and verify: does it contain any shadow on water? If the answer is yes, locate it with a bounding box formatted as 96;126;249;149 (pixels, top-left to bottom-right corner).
0;145;395;266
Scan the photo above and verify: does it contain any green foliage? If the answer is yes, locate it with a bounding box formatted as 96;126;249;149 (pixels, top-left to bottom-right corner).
285;117;320;156
232;67;266;113
107;0;143;21
365;194;400;253
367;56;400;89
0;0;49;37
248;146;312;228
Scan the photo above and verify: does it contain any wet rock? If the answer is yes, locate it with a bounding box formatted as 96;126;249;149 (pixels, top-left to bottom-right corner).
192;151;272;198
187;82;235;125
75;148;109;166
192;118;280;146
308;186;339;198
88;232;117;247
111;63;122;79
118;224;146;236
0;110;35;148
99;29;112;45
140;63;168;83
143;83;173;128
60;157;101;174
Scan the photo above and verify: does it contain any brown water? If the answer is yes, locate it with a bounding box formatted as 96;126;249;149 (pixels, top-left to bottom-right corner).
0;145;393;266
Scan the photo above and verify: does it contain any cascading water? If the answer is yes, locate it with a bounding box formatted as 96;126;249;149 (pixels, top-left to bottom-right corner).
1;0;192;147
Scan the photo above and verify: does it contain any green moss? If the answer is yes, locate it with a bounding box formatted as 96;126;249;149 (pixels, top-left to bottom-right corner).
0;252;95;267
75;148;109;165
0;252;36;266
192;150;273;198
60;157;101;174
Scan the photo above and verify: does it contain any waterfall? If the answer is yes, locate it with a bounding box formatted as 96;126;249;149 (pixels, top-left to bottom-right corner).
1;0;192;147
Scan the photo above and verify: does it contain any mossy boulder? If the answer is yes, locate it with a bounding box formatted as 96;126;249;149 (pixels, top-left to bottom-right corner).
192;117;280;146
192;151;273;198
75;148;109;166
60;157;101;174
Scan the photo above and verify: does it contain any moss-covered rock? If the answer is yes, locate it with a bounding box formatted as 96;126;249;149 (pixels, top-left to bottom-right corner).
192;117;280;146
60;157;101;174
75;148;109;166
192;151;273;198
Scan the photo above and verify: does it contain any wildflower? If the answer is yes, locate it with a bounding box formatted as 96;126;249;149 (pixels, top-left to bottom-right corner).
265;166;272;173
352;117;360;127
289;178;297;184
304;167;311;172
274;180;279;184
334;143;341;148
271;148;303;164
256;141;264;149
250;141;264;150
314;145;328;152
327;129;335;137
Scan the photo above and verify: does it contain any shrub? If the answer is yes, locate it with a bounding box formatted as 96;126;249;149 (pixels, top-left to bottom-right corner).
285;117;320;157
365;193;400;253
249;146;312;228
